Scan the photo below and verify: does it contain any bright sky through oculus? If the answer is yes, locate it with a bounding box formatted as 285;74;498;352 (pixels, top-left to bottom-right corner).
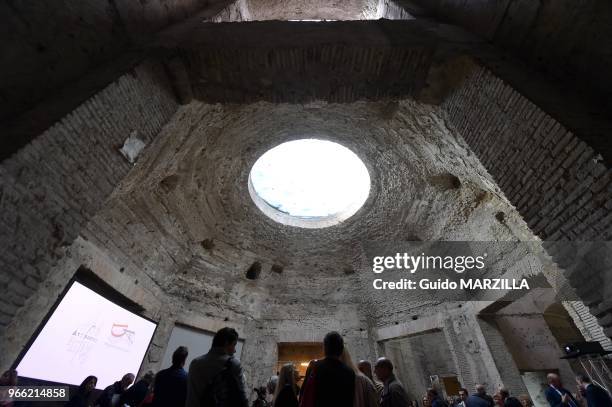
250;139;370;218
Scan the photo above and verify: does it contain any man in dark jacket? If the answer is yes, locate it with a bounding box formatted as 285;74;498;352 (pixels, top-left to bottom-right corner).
152;346;189;407
466;384;494;407
499;388;522;407
313;331;355;407
454;388;469;407
576;374;612;407
186;327;248;407
374;357;410;407
427;388;448;407
95;373;134;407
545;373;578;407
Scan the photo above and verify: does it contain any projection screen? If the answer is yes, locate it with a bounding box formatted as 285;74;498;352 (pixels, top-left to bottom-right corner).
16;281;157;389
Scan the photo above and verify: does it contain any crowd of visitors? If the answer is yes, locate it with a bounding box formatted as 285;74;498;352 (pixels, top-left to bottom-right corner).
1;328;611;407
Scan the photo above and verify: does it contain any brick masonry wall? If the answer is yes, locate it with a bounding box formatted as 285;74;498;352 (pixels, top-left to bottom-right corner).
443;67;611;242
442;66;612;340
476;317;527;395
564;301;612;351
0;61;178;333
375;306;522;397
246;0;375;20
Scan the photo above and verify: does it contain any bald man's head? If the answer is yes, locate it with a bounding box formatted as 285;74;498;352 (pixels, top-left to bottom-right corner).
374;357;393;382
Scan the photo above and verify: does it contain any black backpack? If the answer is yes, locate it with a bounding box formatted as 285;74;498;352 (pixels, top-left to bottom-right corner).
201;357;244;407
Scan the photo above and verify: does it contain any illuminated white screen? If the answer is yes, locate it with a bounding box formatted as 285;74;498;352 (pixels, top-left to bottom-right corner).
16;281;157;389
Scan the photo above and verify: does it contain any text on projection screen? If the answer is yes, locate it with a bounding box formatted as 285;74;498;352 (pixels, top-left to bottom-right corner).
16;281;157;389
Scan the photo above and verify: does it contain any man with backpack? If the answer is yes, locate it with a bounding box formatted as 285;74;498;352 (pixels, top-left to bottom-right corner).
186;327;249;407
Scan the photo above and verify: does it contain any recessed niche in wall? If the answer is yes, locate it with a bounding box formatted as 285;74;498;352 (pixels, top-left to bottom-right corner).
246;261;262;280
248;139;370;228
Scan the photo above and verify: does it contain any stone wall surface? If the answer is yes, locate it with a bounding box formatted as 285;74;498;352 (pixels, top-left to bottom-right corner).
0;61;178;336
383;330;455;400
1;88;607;403
1;98;533;376
100;99;535;289
247;0;377;20
1;2;611;395
155;20;437;105
376;0;414;19
442;66;612;339
79;100;546;389
376;305;529;398
443;67;611;244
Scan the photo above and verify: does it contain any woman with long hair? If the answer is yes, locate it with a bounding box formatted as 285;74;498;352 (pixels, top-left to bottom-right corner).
273;364;299;407
339;348;379;407
66;375;97;407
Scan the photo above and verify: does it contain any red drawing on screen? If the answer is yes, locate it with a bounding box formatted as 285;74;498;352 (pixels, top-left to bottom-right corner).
108;323;135;348
111;324;130;337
